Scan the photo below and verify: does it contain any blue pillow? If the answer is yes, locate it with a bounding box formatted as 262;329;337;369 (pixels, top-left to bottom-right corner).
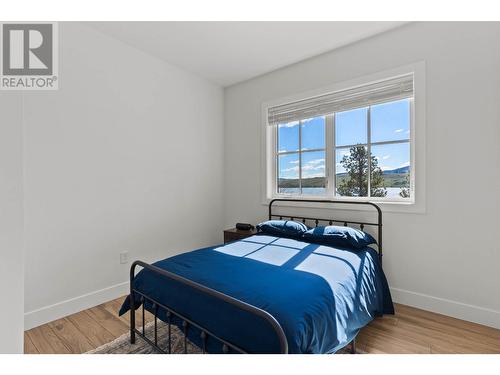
302;225;376;249
256;220;308;239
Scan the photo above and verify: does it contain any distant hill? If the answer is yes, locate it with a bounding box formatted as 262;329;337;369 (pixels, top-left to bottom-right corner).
278;176;325;188
382;165;410;174
279;167;409;189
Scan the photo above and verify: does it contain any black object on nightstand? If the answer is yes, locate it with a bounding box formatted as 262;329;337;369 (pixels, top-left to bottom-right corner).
236;222;254;231
223;227;258;243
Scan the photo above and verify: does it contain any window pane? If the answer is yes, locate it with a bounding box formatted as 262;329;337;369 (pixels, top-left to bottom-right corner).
278;153;299;194
371;99;410;143
335;146;368;197
278;121;299;153
301;116;325;151
301;151;326;195
335;107;367;147
371;142;410;199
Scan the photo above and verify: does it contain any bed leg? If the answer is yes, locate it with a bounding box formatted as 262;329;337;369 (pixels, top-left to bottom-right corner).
130;293;136;344
350;338;356;354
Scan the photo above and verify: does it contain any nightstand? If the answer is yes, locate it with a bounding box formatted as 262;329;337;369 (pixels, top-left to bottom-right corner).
223;227;258;243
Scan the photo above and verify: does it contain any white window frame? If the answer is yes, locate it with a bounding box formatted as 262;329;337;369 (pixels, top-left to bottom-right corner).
261;62;426;214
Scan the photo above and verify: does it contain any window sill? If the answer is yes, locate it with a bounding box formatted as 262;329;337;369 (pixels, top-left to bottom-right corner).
261;196;426;214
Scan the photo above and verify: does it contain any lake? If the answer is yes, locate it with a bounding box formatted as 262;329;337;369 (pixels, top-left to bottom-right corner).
279;187;406;198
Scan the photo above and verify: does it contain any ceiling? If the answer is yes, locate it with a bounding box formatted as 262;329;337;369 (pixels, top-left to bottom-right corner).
87;22;407;87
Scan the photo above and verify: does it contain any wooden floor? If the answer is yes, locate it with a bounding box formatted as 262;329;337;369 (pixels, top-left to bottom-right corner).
24;297;500;354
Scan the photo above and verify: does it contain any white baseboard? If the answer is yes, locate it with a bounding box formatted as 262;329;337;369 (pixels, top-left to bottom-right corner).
24;282;500;331
390;287;500;329
24;281;129;330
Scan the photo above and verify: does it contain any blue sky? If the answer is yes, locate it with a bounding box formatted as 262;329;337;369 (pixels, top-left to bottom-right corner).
278;99;410;179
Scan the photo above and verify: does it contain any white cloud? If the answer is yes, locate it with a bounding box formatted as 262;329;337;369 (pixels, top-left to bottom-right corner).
279;121;299;128
302;164;324;171
382;154;391;160
307;158;325;165
279;117;324;128
395;128;404;133
281;157;325;177
282;166;299;173
301;117;324;126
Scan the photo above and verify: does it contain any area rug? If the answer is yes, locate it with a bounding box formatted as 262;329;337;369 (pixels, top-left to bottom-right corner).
87;321;201;354
87;320;357;354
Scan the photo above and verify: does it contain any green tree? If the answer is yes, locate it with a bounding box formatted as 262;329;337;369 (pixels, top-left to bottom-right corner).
399;173;410;198
337;145;387;197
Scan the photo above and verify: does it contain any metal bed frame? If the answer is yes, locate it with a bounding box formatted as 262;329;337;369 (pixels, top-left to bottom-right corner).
129;199;383;354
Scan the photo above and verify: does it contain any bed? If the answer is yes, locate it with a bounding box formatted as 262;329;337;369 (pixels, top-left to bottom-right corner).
119;199;394;354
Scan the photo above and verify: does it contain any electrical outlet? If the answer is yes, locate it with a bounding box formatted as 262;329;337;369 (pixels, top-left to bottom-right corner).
120;251;129;264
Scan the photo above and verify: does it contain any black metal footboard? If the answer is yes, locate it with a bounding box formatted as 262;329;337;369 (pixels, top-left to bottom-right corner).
129;260;289;354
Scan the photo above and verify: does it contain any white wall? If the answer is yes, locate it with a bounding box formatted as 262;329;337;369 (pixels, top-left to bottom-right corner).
0;92;24;352
23;23;225;329
224;22;500;328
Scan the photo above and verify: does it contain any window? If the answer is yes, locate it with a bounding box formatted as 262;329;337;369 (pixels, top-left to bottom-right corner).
267;73;414;203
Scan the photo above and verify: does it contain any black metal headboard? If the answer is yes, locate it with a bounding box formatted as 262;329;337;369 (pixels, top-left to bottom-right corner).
268;199;383;265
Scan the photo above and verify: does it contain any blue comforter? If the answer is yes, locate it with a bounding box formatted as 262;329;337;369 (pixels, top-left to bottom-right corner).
120;234;393;353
